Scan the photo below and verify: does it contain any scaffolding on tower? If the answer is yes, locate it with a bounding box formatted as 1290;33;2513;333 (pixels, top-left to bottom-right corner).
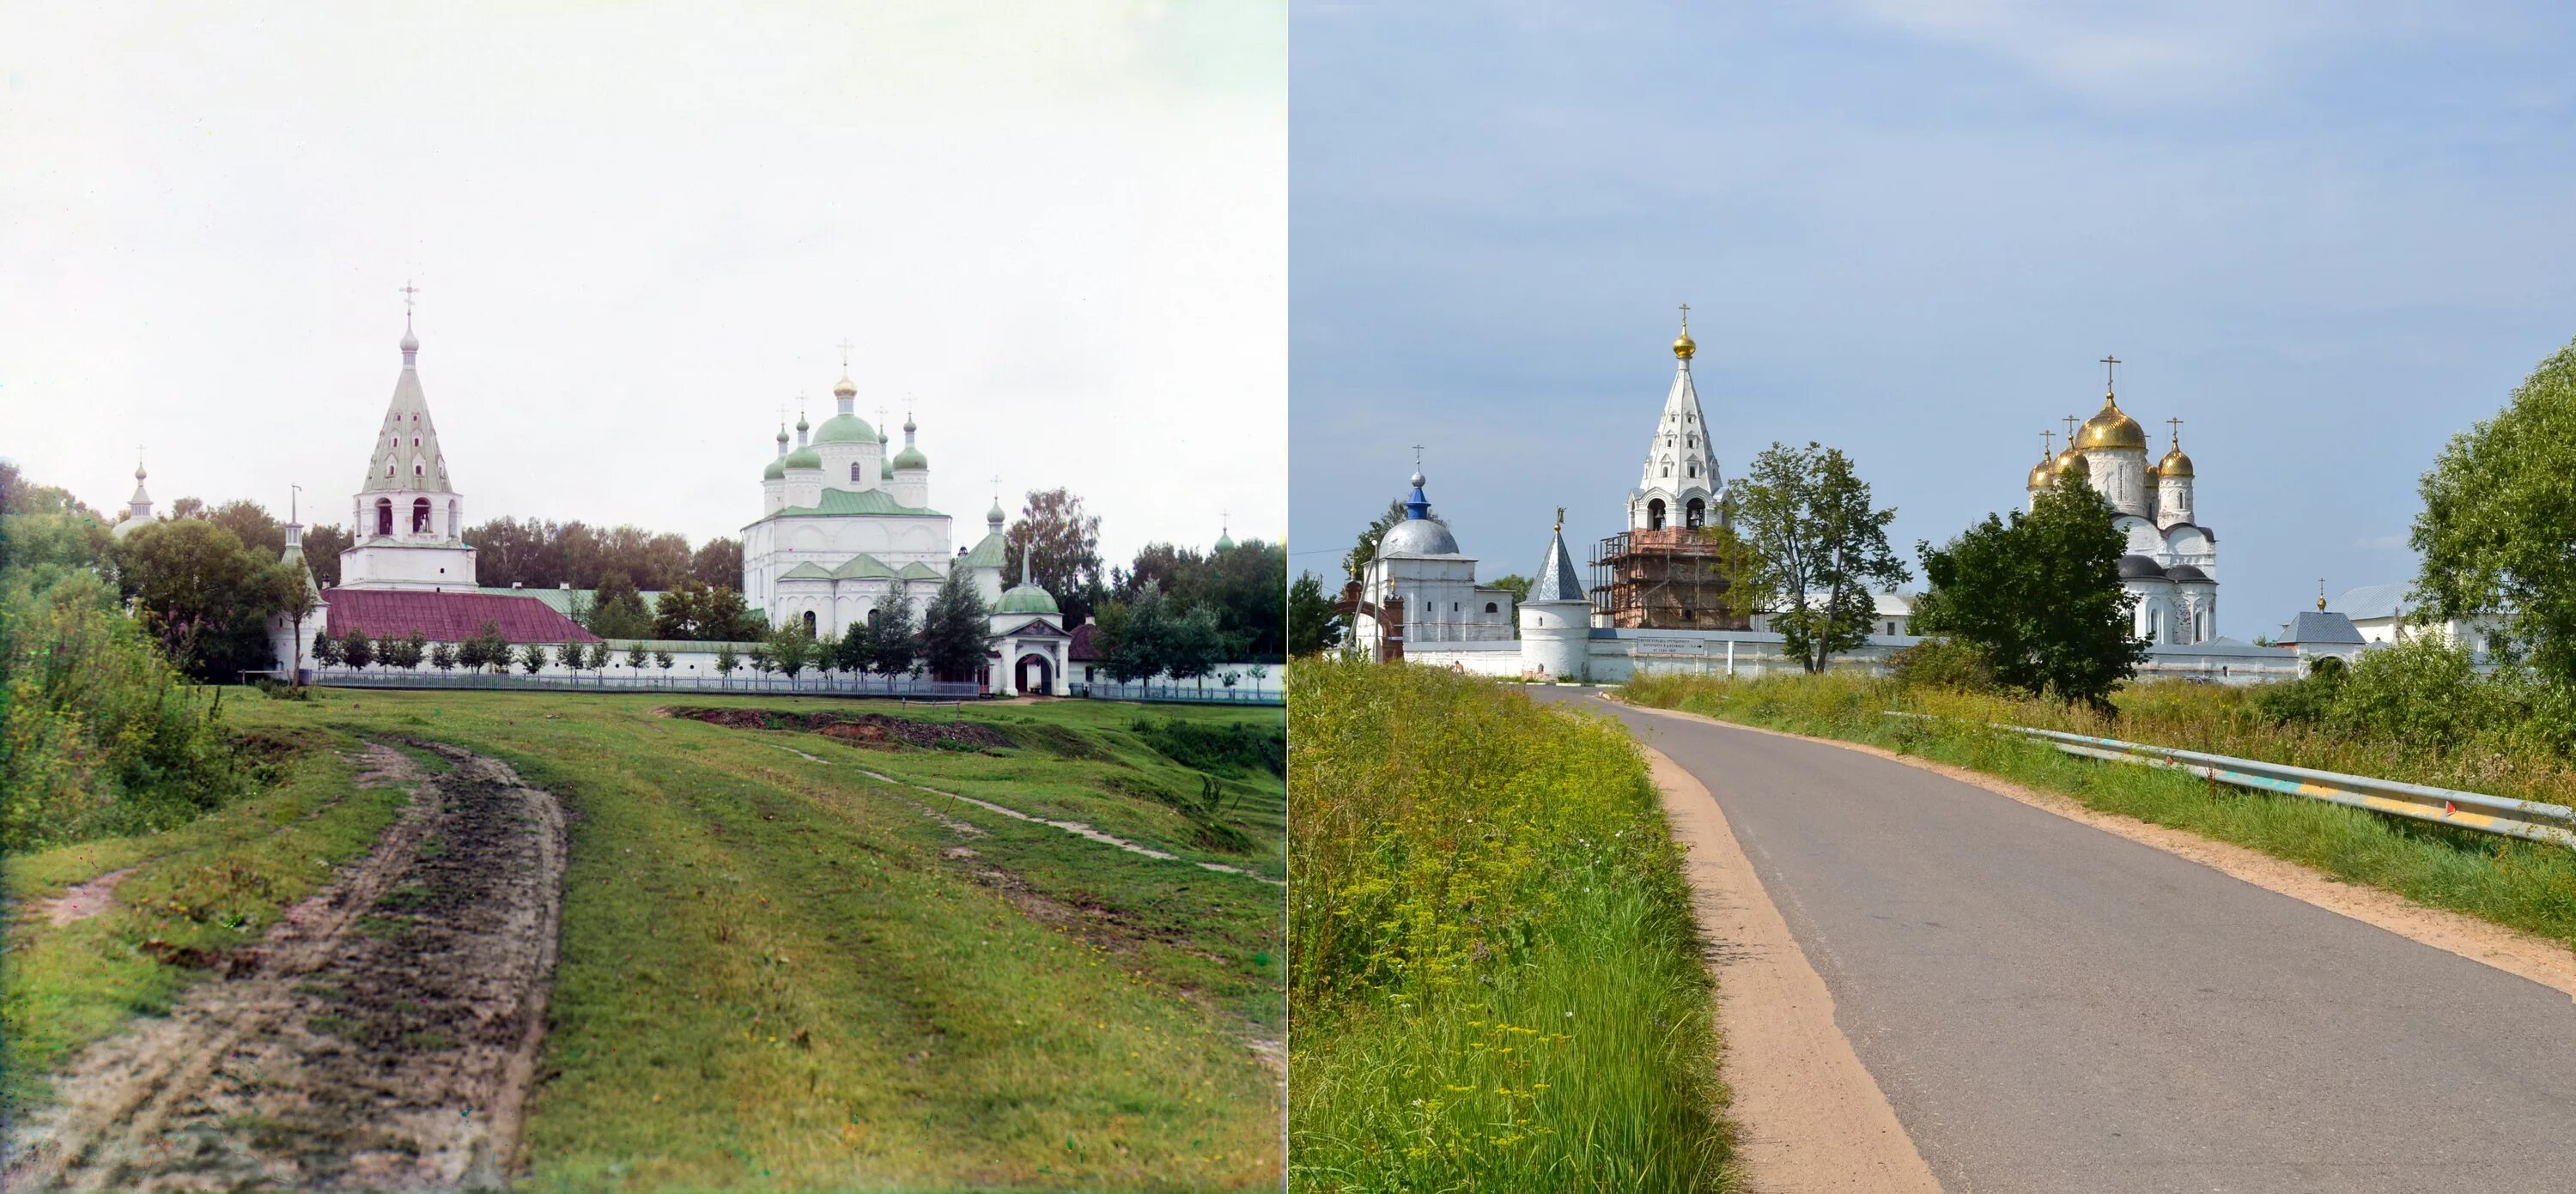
1589;527;1749;630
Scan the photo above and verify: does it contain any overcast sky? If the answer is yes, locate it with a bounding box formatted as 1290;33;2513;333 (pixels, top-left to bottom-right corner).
2;2;1283;568
1290;2;2576;636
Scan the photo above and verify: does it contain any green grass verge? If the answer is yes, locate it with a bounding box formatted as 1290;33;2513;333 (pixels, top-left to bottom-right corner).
1620;672;2576;952
209;688;1280;1191
1289;658;1733;1193
3;729;406;1120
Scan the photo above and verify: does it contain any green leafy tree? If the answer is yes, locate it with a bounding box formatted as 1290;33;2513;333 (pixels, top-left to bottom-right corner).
1005;488;1107;628
556;642;585;671
1912;471;2147;712
654;648;674;671
342;629;374;671
481;625;514;674
301;524;351;587
586;570;654;639
920;569;991;682
714;642;739;676
2414;336;2576;683
1096;587;1176;684
626;640;648;670
312;628;346;669
1735;442;1909;673
111;518;294;680
386;628;428;670
1286;572;1345;657
835;618;875;676
767;624;816;682
870;598;918;678
430;640;457;671
747;644;773;676
520;642;550;675
586;639;611;670
1165;603;1224;692
277;567;320;681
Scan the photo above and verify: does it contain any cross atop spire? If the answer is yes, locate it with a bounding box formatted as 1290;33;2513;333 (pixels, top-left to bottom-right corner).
2166;416;2184;447
1678;302;1689;332
836;338;854;372
1554;506;1565;534
2100;355;2121;392
2041;429;2056;458
2063;414;2080;445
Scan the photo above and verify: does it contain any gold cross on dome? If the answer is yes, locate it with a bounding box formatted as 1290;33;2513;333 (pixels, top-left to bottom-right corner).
836;338;854;370
1678;302;1690;331
2100;355;2121;389
2166;416;2184;446
2041;429;2055;458
2063;414;2079;444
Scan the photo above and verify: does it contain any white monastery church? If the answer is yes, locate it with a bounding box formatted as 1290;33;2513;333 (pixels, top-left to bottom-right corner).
1375;313;2306;685
236;308;1067;694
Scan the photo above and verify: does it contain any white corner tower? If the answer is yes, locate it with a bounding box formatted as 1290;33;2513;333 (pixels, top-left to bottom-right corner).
1627;306;1722;533
1519;508;1593;682
338;300;479;591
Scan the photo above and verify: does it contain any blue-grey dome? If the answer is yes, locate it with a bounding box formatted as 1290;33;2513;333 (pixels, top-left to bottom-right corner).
1379;518;1461;557
2117;554;2166;580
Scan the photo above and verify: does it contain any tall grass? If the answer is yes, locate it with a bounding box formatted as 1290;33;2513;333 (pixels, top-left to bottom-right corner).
1622;671;2576;949
1290;658;1732;1193
1;570;248;851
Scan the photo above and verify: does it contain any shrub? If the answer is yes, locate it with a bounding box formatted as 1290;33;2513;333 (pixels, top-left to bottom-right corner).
1889;634;1997;694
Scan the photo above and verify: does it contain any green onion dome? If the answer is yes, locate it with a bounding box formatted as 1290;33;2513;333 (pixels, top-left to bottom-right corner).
763;457;787;481
996;583;1060;615
812;413;876;445
893;445;928;470
784;445;822;470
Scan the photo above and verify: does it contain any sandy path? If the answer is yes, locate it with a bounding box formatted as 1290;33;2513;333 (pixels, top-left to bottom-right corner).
5;741;568;1192
1646;748;1941;1193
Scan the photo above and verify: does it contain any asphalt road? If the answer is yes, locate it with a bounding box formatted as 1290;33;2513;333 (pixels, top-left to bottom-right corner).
1536;688;2576;1194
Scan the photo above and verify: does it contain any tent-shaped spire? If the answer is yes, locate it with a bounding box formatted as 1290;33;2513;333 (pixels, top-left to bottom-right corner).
1637;307;1719;498
1531;510;1587;603
361;318;456;495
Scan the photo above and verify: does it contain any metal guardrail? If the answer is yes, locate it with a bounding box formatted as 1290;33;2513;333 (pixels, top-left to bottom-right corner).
1072;682;1283;706
1894;713;2576;850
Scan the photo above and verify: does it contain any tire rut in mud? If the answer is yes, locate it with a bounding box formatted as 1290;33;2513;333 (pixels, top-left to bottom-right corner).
5;741;568;1192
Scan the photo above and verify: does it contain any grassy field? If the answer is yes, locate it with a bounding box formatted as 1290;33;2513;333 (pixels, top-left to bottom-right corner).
1620;672;2576;953
6;688;1285;1191
1289;658;1734;1193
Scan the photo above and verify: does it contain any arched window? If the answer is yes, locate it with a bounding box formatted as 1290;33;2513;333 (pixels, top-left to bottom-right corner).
803;610;817;635
1686;498;1705;529
1687;463;1698;478
851;463;863;482
412;498;431;533
1647;498;1667;530
375;498;393;536
1688;434;1698;447
415;463;425;477
1484;602;1498;614
386;464;395;478
1662;460;1672;477
2148;607;2162;641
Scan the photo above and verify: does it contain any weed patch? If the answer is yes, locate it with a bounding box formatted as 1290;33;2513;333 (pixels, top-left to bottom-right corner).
1290;658;1731;1192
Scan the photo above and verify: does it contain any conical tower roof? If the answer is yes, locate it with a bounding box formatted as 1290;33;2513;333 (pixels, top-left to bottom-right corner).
361;317;456;494
1531;516;1587;603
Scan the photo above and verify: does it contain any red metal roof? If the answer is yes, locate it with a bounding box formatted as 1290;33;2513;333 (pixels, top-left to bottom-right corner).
324;588;602;643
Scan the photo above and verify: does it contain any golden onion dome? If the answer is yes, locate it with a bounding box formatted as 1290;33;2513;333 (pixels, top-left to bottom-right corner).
2159;445;2195;478
1674;329;1696;360
2053;446;2091;478
2026;458;2057;489
2075;392;2148;451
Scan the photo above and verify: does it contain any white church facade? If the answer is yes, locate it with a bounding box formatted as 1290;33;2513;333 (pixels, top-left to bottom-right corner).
228;308;1066;695
1384;313;2301;686
740;363;1012;645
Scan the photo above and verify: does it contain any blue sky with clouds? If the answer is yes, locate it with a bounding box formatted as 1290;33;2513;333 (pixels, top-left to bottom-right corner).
1290;2;2576;636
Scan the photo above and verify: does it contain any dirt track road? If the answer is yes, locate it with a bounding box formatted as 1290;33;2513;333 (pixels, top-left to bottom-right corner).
5;742;568;1193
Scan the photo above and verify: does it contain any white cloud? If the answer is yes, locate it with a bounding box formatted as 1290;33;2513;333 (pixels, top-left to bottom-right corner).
1835;0;2420;103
